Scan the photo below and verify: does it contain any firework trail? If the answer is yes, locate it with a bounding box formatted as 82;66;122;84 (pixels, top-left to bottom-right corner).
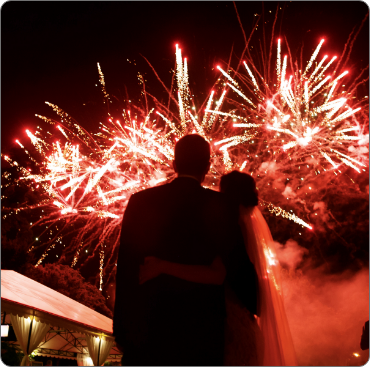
2;27;368;288
210;26;368;229
2;94;178;289
215;39;368;172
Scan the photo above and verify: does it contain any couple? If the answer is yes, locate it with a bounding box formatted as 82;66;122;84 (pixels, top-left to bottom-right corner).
113;134;296;366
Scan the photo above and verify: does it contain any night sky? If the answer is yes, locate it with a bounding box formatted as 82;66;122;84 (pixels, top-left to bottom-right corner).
2;1;368;154
1;5;369;364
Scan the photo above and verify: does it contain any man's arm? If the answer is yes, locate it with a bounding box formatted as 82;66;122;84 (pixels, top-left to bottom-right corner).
139;255;226;285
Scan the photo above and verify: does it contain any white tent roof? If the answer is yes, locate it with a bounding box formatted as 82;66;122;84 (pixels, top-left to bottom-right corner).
1;270;122;361
1;270;113;336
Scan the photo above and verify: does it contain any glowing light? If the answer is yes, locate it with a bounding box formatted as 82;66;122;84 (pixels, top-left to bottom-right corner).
308;55;328;82
262;201;312;229
3;36;367;286
303;39;324;78
16;140;24;148
61;207;78;215
226;83;256;107
243;61;259;91
332;149;366;167
233;123;262;128
57;125;69;140
206;90;227;130
240;160;248;171
280;55;287;89
222;39;368;173
217;66;238;87
202;90;215;126
329;70;349;86
276;39;281;83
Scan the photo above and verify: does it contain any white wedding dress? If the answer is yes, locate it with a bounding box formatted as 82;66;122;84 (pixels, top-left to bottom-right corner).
224;206;297;366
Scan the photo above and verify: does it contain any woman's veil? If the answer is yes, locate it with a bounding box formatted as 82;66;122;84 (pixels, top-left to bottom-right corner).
239;205;297;366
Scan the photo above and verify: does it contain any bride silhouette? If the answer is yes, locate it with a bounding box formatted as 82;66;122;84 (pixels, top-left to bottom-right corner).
140;170;297;365
220;171;297;366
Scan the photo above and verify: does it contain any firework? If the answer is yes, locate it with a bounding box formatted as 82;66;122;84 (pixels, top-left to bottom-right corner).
215;39;368;174
210;33;368;233
2;30;368;288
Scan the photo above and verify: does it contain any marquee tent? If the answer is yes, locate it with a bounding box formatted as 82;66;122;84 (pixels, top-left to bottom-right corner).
1;270;122;365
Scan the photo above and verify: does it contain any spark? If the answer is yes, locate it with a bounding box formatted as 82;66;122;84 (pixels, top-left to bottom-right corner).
243;61;259;91
308;55;328;82
303;39;325;78
16;140;24;148
339;157;361;173
57;125;69;140
226;83;256;107
332;149;366;167
262;201;313;229
225;39;367;175
233;123;262;128
202;90;215;126
240;160;248;171
208;90;227;129
217;66;238;87
276;39;281;84
3;36;367;288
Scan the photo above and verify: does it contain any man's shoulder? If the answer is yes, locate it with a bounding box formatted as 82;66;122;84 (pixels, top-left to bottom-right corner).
128;182;170;203
202;187;239;217
202;186;231;204
201;186;224;201
128;181;234;212
202;186;223;196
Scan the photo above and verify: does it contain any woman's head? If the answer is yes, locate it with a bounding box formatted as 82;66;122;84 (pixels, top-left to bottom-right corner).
220;170;258;208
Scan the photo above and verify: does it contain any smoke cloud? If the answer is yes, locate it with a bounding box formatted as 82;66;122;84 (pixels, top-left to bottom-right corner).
281;265;369;366
258;161;279;175
356;134;369;147
275;238;308;269
349;145;369;155
282;186;297;199
273;239;369;365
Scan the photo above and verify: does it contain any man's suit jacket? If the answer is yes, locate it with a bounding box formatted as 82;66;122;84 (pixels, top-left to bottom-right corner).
113;177;257;365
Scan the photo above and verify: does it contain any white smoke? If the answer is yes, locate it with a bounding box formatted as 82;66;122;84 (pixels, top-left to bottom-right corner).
282;267;369;366
349;144;369;155
282;185;297;199
275;238;308;270
258;161;279;175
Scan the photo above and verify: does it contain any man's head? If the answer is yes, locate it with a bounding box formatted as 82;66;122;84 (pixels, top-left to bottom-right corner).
173;134;211;180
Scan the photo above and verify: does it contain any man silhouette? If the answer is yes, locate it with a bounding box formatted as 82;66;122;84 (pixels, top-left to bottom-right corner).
113;134;257;366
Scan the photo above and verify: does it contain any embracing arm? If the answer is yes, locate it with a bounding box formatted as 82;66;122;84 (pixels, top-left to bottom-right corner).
139;255;226;285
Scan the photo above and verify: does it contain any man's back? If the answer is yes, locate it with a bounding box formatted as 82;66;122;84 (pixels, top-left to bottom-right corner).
114;177;243;365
